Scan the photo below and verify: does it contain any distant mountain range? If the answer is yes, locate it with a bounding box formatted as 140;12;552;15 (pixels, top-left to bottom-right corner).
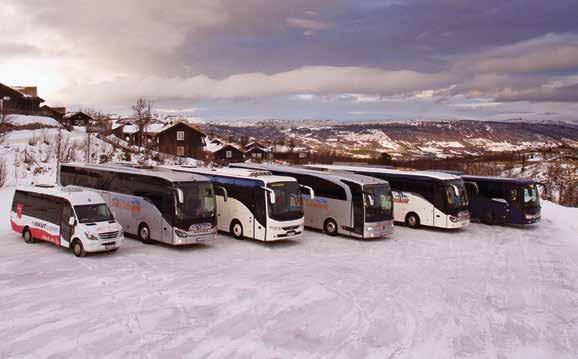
200;119;578;159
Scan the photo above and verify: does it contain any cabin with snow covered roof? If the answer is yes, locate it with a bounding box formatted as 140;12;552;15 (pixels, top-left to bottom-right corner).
151;120;206;158
0;83;45;115
210;144;245;164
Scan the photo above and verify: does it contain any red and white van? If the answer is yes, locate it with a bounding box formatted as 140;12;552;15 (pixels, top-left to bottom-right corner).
10;185;124;257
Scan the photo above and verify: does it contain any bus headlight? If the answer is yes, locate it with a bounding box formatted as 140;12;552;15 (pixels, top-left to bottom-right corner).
175;229;188;238
269;226;283;231
366;226;375;231
84;232;99;241
449;216;459;223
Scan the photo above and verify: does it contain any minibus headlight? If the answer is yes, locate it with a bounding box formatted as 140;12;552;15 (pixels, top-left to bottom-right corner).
84;232;99;241
175;229;188;238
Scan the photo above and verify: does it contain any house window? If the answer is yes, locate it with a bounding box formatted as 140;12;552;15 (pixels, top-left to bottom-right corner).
299;152;306;159
252;153;257;158
257;153;262;158
177;147;185;156
226;150;232;158
177;131;185;141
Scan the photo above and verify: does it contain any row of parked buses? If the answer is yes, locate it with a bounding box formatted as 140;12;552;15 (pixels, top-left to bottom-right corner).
9;162;542;257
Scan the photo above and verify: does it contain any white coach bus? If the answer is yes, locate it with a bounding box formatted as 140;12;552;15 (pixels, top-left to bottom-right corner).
164;166;306;241
231;163;394;239
10;185;124;257
307;164;470;229
60;163;217;245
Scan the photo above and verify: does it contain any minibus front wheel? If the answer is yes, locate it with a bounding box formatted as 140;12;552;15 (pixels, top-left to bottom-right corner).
72;240;86;257
23;228;35;244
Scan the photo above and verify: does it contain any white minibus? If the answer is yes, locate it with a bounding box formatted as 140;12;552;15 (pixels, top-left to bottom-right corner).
164;166;305;241
307;164;470;229
10;185;124;257
231;163;394;239
60;163;217;245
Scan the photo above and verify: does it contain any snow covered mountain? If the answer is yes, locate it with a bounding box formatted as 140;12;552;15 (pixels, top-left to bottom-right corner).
201;119;578;159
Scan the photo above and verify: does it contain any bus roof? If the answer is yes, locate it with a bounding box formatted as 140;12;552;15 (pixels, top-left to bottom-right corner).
230;163;389;186
462;175;536;185
305;164;462;182
162;165;298;185
61;163;210;183
16;185;106;206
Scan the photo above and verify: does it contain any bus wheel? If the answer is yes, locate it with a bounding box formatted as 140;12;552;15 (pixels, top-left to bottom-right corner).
138;223;153;244
405;213;421;229
231;220;244;240
324;219;338;236
72;240;86;257
482;212;495;225
23;228;35;244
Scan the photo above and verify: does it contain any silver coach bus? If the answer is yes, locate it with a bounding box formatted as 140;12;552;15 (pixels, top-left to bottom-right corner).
60;163;217;245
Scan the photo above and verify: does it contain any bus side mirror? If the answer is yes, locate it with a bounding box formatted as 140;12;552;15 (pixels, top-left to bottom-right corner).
176;188;184;204
299;185;315;199
215;186;228;202
465;182;478;196
69;217;76;226
363;192;375;206
262;187;276;204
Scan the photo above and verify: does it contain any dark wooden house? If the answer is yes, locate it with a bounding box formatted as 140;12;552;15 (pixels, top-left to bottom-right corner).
245;146;270;161
212;144;245;164
0;83;44;114
62;112;93;127
153;121;206;158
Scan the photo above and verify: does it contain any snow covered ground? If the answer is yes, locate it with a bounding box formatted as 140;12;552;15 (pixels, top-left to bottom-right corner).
0;186;577;358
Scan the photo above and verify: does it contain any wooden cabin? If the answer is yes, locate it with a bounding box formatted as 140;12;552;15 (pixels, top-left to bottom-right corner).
0;83;44;115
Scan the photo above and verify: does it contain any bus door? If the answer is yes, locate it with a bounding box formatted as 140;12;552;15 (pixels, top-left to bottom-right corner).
60;204;74;246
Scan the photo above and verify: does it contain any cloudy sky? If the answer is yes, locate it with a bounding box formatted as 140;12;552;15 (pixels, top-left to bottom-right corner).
1;0;578;121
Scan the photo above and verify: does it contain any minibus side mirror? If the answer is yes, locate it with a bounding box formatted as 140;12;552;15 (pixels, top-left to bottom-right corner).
299;185;315;200
215;186;228;202
68;217;76;226
262;187;276;204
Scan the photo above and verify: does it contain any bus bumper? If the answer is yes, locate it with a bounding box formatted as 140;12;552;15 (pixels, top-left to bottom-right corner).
267;223;304;241
364;220;395;238
84;236;124;253
174;231;217;245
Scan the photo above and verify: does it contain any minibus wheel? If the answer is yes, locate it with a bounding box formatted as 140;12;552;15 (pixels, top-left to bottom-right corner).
138;223;153;244
324;219;338;236
72;240;86;257
23;228;35;243
231;220;244;240
405;213;420;228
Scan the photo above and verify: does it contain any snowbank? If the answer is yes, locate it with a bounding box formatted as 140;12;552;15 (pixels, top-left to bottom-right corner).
7;114;60;127
0;190;576;358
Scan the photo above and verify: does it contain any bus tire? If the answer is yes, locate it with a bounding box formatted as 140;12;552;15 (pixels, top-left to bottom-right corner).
324;218;338;236
23;228;35;244
230;220;244;240
482;212;495;225
405;213;421;229
72;240;86;257
138;223;153;244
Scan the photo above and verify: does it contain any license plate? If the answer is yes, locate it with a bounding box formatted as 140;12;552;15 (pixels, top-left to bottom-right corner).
104;244;116;249
286;231;296;236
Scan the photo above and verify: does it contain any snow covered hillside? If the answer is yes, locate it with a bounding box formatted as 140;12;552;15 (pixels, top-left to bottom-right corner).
1;185;576;358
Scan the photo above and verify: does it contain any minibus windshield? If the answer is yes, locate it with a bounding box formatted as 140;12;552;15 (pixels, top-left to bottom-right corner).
364;184;393;222
175;182;216;221
267;181;304;221
444;180;468;210
75;203;114;223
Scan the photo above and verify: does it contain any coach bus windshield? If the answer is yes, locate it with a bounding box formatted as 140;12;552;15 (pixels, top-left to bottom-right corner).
444;180;468;210
522;184;540;208
175;182;216;222
267;181;304;221
364;184;393;222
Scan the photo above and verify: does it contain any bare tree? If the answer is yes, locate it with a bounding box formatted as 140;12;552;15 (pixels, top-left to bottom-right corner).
132;98;153;150
0;101;13;145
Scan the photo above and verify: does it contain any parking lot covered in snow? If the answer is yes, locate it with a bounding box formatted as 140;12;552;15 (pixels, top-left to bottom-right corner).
0;187;577;358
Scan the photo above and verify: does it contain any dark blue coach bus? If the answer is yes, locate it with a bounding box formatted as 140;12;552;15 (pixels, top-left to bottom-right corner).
462;175;541;225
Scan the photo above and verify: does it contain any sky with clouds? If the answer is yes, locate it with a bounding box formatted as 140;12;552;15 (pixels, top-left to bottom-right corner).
1;0;578;121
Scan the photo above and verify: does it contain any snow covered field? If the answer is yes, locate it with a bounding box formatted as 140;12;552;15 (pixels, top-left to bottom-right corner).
0;186;577;358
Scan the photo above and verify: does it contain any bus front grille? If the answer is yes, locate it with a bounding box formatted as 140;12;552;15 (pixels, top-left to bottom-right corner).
100;231;120;240
282;225;300;231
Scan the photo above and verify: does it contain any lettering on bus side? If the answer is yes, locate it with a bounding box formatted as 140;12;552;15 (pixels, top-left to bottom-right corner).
111;196;142;213
304;197;329;210
392;191;409;204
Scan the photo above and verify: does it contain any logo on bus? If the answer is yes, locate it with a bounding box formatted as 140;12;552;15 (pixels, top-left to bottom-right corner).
111;196;142;213
304;198;329;210
392;191;409;204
